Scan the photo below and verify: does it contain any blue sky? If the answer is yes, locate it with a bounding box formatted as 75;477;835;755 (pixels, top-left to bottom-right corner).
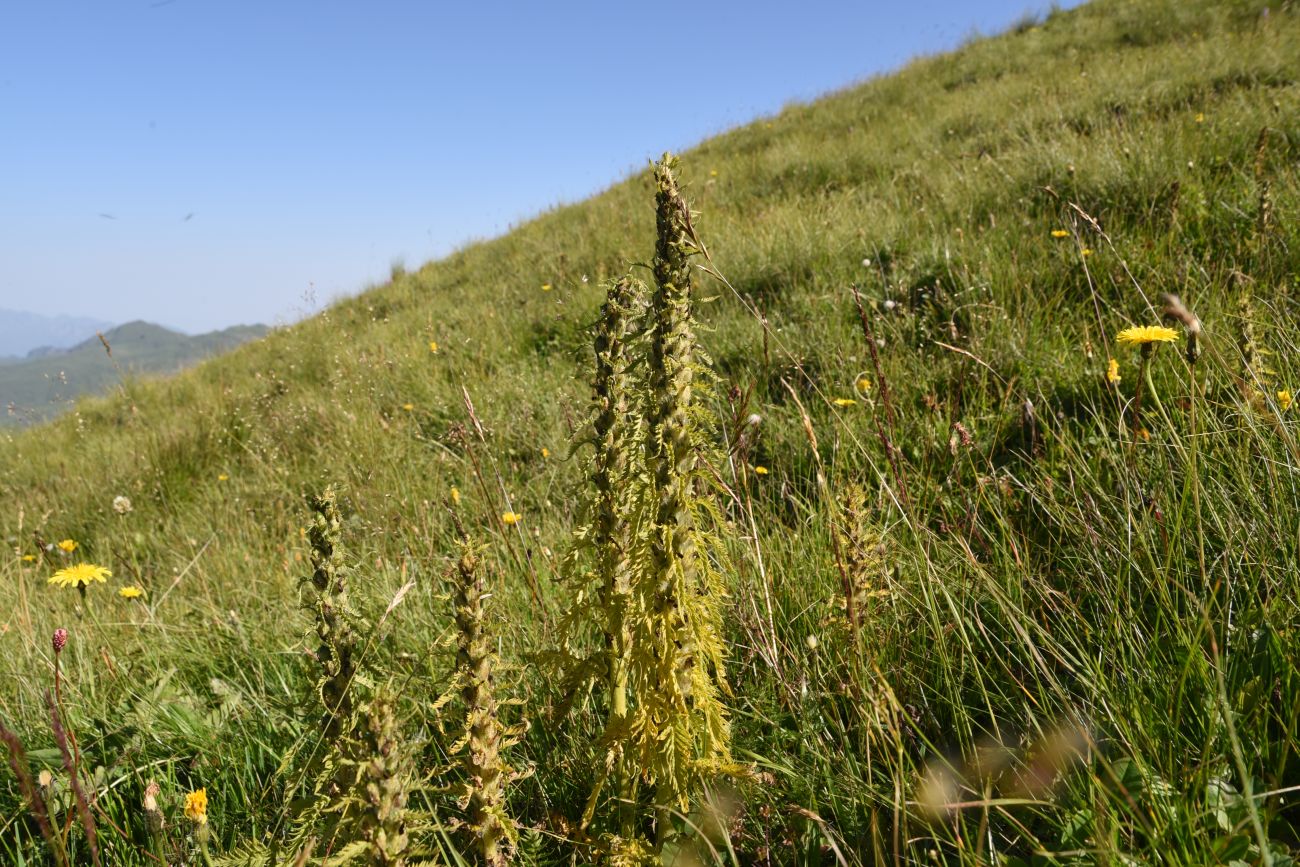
1;1;1075;333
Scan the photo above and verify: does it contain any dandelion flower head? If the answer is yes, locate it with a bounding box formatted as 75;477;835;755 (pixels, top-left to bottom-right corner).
119;586;144;599
833;398;857;407
48;563;112;589
1051;229;1070;238
56;539;78;553
753;465;769;476
184;788;208;824
1279;390;1294;412
1116;325;1179;346
501;511;522;526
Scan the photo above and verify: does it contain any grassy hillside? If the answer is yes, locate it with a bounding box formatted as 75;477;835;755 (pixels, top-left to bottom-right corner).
2;0;1299;862
0;321;271;427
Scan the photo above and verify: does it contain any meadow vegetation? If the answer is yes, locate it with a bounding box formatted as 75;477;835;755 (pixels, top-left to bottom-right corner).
2;0;1300;862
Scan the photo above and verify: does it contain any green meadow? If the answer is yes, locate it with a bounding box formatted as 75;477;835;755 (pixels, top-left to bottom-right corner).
2;0;1299;863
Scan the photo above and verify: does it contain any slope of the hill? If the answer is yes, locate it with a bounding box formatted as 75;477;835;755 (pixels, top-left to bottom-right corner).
0;321;271;426
1;0;1298;863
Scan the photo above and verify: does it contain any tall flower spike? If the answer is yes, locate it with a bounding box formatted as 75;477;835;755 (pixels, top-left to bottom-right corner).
305;487;358;746
638;153;732;841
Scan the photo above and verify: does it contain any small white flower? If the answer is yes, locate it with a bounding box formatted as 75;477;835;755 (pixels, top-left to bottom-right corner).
112;495;133;515
861;258;872;267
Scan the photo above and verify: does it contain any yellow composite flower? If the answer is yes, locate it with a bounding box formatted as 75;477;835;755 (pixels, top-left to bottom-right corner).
1107;358;1121;384
184;788;208;824
855;376;872;393
56;539;78;553
753;465;769;476
1116;325;1179;346
1195;112;1205;123
118;586;144;599
832;398;857;407
21;554;37;562
48;563;112;589
541;447;550;459
1279;390;1294;412
402;403;415;411
450;486;461;505
1081;248;1093;257
501;511;522;526
1051;229;1070;238
428;340;438;353
541;283;553;292
217;473;229;482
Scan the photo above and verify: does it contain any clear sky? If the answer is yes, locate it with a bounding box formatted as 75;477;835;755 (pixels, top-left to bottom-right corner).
1;1;1077;333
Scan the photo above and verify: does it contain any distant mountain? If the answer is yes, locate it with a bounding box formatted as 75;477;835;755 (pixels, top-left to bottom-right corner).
0;320;270;426
0;309;115;359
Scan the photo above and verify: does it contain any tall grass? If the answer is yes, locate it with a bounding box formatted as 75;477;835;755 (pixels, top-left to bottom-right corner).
2;0;1299;862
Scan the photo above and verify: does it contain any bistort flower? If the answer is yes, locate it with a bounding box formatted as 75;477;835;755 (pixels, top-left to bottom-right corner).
1116;326;1179;346
48;563;112;589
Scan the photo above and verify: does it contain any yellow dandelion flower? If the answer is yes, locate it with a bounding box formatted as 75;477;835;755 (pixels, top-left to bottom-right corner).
541;447;550;459
184;788;208;824
1051;229;1070;238
1195;112;1205;123
833;398;857;407
402;403;415;411
1279;390;1293;412
56;539;78;553
1116;325;1179;346
450;486;461;505
118;586;144;599
48;563;112;589
1107;358;1121;384
21;554;36;562
1081;248;1093;257
501;511;522;526
855;376;872;393
709;169;718;177
428;340;438;353
541;283;553;292
753;465;769;476
217;473;229;482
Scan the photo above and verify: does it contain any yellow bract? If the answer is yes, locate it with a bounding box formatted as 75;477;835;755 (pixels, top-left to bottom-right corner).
48;563;112;589
1116;326;1179;346
1107;358;1121;384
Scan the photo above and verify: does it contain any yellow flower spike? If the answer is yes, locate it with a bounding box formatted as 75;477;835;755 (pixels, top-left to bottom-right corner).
833;398;857;407
118;586;144;599
1051;229;1070;238
56;539;78;553
501;511;522;526
753;465;769;476
428;340;438;353
1107;358;1122;384
1279;390;1293;412
48;563;112;589
1116;326;1179;346
184;788;208;824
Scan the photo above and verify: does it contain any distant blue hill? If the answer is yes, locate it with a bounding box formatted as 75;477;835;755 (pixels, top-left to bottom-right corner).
0;319;270;426
0;308;115;360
